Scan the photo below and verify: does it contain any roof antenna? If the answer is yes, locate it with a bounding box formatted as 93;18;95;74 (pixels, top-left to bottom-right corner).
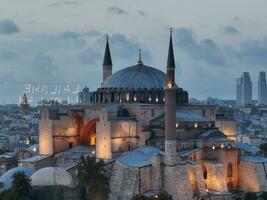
137;48;143;65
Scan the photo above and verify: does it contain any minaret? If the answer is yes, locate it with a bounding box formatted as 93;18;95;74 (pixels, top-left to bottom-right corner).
163;28;194;200
102;35;112;85
164;28;178;164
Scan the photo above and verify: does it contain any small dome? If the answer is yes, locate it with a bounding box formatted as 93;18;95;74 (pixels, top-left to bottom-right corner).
31;167;73;187
102;64;169;89
0;167;34;189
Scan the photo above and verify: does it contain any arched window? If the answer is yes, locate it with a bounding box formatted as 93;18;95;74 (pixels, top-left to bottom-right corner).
227;163;233;177
202;165;207;179
68;142;73;149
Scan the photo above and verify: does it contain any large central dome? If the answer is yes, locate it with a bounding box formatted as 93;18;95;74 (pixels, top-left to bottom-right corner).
102;64;167;89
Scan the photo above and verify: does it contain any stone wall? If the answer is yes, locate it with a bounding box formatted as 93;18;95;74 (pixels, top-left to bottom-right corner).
202;160;228;192
150;155;162;191
39;108;53;155
52;115;80;154
239;160;267;192
215;120;237;141
140;166;151;194
109;162;139;200
187;163;207;197
164;163;193;200
96;109;112;159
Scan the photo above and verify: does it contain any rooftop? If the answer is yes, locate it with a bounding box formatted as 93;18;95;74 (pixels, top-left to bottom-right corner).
176;109;210;122
240;156;267;163
117;146;161;167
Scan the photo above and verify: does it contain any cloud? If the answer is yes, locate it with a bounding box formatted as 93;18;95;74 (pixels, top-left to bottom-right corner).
49;1;80;7
0;29;152;103
224;26;239;34
173;27;226;66
0;50;17;60
0;19;20;34
108;6;128;15
79;33;151;68
233;38;267;66
138;10;147;17
102;33;151;66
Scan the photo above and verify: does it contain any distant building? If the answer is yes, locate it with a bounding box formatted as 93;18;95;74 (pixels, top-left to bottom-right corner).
78;87;91;104
236;72;252;107
20;94;30;114
258;71;267;105
236;77;242;106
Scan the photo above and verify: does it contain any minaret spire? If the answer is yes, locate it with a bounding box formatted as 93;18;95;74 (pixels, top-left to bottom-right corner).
102;35;113;84
166;28;176;88
167;28;175;69
103;35;112;66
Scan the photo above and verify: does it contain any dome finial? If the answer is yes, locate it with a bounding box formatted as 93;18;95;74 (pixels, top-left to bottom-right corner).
137;48;143;65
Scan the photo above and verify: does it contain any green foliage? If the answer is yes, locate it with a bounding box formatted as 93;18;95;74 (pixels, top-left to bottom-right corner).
259;192;267;200
0;149;8;155
77;156;110;200
244;192;258;200
131;192;172;200
260;143;267;156
0;172;32;200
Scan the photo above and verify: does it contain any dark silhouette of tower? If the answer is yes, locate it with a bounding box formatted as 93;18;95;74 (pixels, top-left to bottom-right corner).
102;35;112;85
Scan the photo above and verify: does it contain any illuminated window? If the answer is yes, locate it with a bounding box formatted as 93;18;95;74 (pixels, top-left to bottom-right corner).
167;82;172;88
126;93;130;102
148;94;152;102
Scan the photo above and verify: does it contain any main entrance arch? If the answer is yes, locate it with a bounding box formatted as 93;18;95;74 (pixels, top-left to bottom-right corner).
81;118;99;146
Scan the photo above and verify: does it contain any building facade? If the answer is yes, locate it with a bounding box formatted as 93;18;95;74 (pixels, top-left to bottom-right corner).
37;32;267;200
258;71;267;105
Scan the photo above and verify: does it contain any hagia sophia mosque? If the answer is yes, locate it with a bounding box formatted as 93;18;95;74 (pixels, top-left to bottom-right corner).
1;30;267;200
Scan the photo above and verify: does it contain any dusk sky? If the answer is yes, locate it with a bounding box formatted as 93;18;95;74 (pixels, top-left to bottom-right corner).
1;0;267;104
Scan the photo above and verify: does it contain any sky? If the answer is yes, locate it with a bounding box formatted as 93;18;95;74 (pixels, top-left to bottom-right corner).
0;0;267;104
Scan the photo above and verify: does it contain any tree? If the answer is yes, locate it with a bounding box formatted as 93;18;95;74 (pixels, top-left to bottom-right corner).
0;172;32;200
77;156;110;200
244;192;258;200
259;192;267;200
131;192;172;200
11;172;32;200
260;143;267;156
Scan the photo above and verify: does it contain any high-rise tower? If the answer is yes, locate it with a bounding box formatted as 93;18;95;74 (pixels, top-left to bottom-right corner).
236;77;242;106
102;35;112;85
241;72;252;106
258;71;267;105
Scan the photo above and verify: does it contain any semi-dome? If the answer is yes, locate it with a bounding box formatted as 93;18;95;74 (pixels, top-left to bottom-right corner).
31;167;73;187
0;167;34;189
102;64;167;89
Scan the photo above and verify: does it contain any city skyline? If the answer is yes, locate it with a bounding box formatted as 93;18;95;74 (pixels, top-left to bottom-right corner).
1;0;267;103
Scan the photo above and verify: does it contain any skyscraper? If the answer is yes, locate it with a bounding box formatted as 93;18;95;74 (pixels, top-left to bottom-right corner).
241;72;252;106
258;71;267;105
236;77;242;106
236;72;252;107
